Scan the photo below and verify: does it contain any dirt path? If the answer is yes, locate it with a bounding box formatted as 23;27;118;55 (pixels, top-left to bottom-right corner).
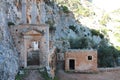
23;70;44;80
57;70;120;80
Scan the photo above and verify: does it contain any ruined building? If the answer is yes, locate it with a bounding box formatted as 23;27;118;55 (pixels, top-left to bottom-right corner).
10;24;50;67
10;0;56;78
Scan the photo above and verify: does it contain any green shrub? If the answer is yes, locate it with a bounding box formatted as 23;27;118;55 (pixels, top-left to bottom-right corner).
75;5;95;17
40;68;51;80
53;76;59;80
101;28;108;35
100;14;110;26
98;45;120;67
69;37;91;49
8;22;15;26
69;25;76;31
61;5;69;13
15;69;28;80
116;46;120;51
45;19;55;31
91;29;104;38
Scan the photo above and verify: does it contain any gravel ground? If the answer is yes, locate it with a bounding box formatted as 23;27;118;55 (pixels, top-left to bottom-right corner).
57;70;120;80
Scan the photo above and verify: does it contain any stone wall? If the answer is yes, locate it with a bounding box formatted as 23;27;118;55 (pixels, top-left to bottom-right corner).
65;49;97;72
57;53;65;61
99;67;120;72
48;47;56;78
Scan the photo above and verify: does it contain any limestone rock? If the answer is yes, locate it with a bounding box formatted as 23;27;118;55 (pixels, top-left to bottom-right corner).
0;44;18;80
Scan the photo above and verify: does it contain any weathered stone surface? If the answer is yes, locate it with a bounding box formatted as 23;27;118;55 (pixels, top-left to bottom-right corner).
0;44;18;80
0;28;3;42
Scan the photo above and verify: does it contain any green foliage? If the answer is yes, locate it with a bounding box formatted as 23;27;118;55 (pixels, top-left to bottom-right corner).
116;46;120;51
113;32;120;42
112;8;120;13
15;69;28;80
69;25;76;31
40;68;52;80
76;6;94;17
45;19;56;31
101;28;108;35
100;14;110;26
69;37;92;49
8;22;15;26
53;76;59;80
69;25;79;34
61;5;69;13
44;0;54;6
98;45;120;67
91;29;104;38
56;0;95;17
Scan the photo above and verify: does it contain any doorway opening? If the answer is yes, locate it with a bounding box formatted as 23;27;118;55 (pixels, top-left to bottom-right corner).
27;50;40;66
69;59;75;70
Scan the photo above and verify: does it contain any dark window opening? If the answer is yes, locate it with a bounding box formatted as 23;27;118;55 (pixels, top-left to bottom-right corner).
88;56;92;60
69;59;75;70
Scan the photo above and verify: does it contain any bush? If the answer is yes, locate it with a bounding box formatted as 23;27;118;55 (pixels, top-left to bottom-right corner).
101;28;108;35
69;37;92;49
45;19;55;31
100;14;110;26
75;5;95;17
61;5;69;13
69;25;76;31
40;68;51;80
15;69;28;80
8;22;15;26
98;45;120;67
91;29;104;38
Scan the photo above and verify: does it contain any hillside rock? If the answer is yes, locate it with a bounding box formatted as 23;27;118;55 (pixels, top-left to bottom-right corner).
0;45;18;80
0;0;18;80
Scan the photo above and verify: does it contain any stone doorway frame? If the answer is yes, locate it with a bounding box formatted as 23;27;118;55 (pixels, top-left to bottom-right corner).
69;59;75;70
23;30;42;67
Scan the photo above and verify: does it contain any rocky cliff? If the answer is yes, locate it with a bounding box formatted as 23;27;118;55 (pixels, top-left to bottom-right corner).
0;0;19;80
0;0;120;79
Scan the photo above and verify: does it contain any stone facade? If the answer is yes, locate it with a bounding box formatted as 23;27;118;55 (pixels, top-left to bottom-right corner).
10;24;49;68
65;49;97;72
